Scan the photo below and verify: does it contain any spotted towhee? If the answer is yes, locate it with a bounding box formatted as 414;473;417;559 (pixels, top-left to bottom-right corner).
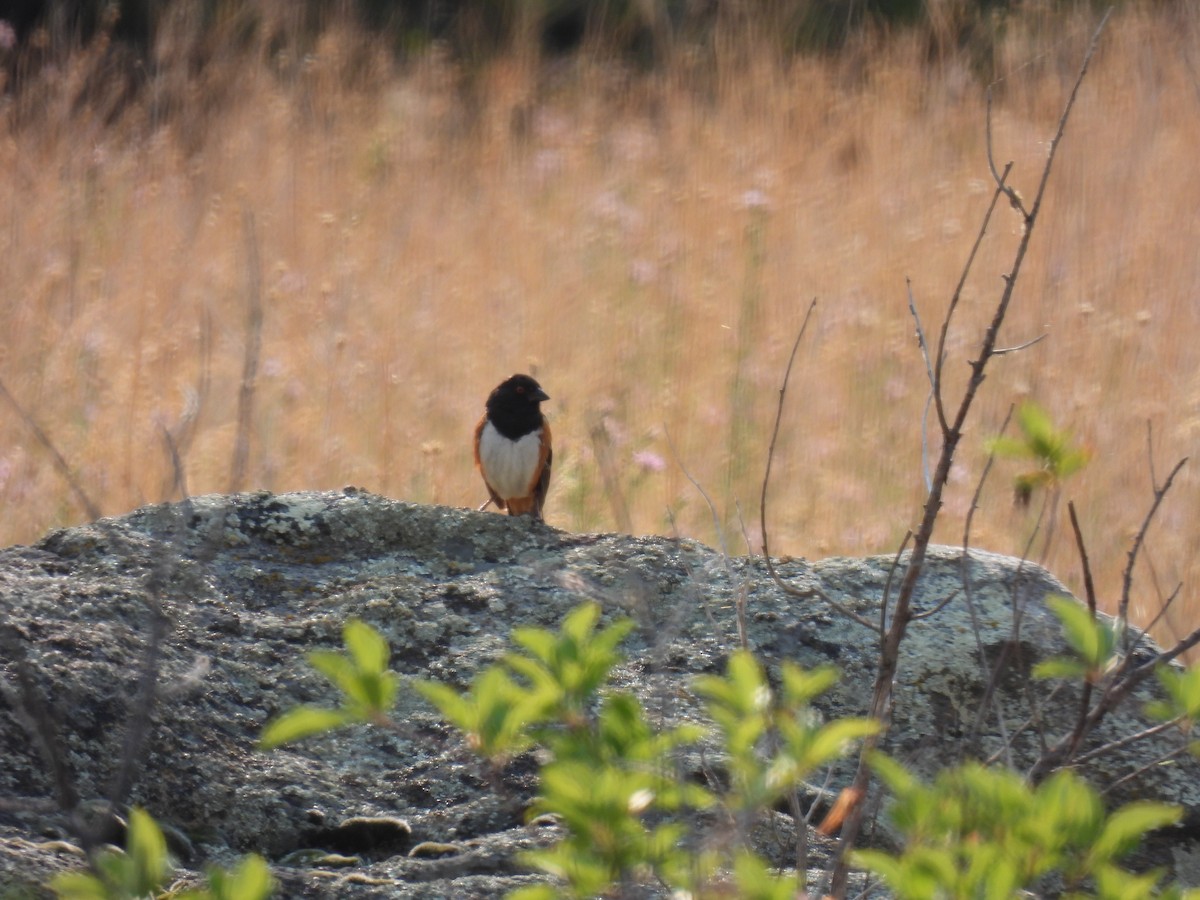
474;374;552;520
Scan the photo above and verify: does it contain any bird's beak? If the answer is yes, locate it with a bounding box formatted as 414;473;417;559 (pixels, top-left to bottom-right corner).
535;388;550;402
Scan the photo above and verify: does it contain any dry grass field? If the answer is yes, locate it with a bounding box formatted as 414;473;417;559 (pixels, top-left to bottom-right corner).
1;5;1197;650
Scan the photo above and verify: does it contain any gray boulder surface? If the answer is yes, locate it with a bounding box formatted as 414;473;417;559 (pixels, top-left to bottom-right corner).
0;489;1197;897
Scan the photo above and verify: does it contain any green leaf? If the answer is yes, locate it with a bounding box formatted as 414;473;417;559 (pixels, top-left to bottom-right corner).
866;751;918;796
793;717;880;770
124;807;171;896
306;649;358;694
53;808;175;899
1033;658;1089;681
259;705;353;749
849;849;903;885
986;401;1090;500
985;435;1035;459
49;872;110;900
505;886;559;900
731;849;801;900
1045;595;1116;671
343;619;390;674
415;666;536;762
507;602;632;719
1088;803;1182;865
779;662;838;706
206;853;277;900
1148;665;1200;723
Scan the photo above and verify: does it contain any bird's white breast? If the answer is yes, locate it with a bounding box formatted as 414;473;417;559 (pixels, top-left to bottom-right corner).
479;422;542;500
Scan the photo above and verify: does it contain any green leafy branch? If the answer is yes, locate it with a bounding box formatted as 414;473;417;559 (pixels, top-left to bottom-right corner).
854;757;1197;900
1033;595;1122;684
260;619;398;749
986;401;1091;507
51;807;275;900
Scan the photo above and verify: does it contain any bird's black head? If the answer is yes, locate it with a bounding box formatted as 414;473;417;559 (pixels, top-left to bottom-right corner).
486;374;549;438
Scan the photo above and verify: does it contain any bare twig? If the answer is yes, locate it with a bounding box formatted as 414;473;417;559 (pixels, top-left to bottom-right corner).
1118;457;1187;647
964;404;1015;552
831;17;1111;894
0;376;101;521
665;426;751;645
1128;582;1184;656
985;88;1029;219
993;333;1048;355
229;208;263;493
158;306;212;501
1073;716;1184;768
759;301;881;634
590;417;633;534
1068;502;1097;616
906;280;936;492
0;627;79;815
932;165;1011;438
960;405;1015;761
878;533;912;633
1060;502;1098;762
160;425;190;501
760;298;818;561
1146;421;1159;491
107;596;169;807
665;426;729;562
910;588;961;622
970;495;1049;763
1102;744;1194;796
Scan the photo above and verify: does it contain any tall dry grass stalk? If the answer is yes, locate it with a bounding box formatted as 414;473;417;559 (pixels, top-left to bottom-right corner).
1;6;1197;650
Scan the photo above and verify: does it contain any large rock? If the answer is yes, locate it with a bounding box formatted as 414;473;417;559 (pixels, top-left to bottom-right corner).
1;490;1197;896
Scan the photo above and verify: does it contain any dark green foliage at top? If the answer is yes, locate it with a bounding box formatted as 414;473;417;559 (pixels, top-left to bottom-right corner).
4;0;1122;83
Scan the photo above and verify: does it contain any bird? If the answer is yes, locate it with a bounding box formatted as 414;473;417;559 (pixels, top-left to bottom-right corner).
474;374;552;520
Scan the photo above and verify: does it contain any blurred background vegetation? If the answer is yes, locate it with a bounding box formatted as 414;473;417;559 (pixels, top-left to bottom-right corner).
0;0;1197;655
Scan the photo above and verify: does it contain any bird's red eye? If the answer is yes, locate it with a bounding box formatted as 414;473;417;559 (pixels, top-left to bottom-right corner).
516;386;525;393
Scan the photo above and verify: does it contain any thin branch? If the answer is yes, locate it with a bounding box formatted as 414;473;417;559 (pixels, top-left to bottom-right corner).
879;533;913;633
831;17;1111;891
965;404;1014;552
665;426;729;562
906;279;936;492
0;627;79;815
1011;498;1054;755
229;207;264;493
1119;457;1187;644
159;306;212;501
1022;7;1114;226
1128;582;1184;657
160;424;190;501
932;165;1011;438
961;404;1016;762
1102;744;1194;796
760;298;818;562
911;588;961;622
971;497;1051;763
993;332;1048;355
986;87;1030;219
907;279;936;390
0;375;101;521
107;595;169;808
1061;502;1098;762
760;302;881;634
590;417;633;534
1068;502;1097;616
1146;420;1159;491
1073;715;1185;768
983;679;1071;766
